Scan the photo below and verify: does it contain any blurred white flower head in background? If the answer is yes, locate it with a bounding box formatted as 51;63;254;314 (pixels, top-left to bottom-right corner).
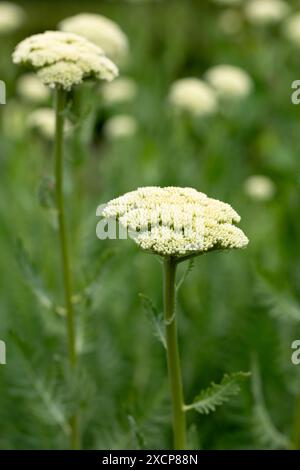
17;73;50;104
244;0;289;25
218;9;244;35
13;31;118;90
2;99;27;138
205;64;253;99
27;108;72;140
0;2;25;34
59;13;128;62
104;114;138;139
102;77;137;105
244;175;276;201
283;13;300;46
100;187;249;257
168;78;218;117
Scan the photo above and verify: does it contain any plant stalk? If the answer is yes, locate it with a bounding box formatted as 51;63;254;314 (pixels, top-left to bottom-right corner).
163;257;187;450
290;393;300;449
54;87;79;450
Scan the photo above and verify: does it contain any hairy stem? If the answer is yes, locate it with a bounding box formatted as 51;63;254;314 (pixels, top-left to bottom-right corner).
163;257;187;450
54;87;79;450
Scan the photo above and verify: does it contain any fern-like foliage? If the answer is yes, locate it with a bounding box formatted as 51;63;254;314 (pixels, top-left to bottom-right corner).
256;272;300;324
251;358;289;449
80;247;117;304
9;333;69;435
185;372;250;415
15;239;65;337
139;293;166;348
252;403;289;449
128;415;146;450
16;238;63;315
176;258;195;293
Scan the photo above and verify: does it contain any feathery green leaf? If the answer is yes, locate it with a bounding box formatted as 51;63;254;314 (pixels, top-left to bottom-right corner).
139;293;166;348
251;359;289;449
185;372;250;415
256;273;300;324
176;258;195;292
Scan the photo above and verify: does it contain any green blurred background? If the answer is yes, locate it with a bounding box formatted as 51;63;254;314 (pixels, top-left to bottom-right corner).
1;0;300;450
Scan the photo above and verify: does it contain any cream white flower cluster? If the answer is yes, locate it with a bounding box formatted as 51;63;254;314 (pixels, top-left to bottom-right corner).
101;187;248;257
102;77;137;105
244;175;275;201
58;13;128;62
205;64;253;99
0;2;25;34
168;65;252;116
13;31;118;90
104;114;137;139
283;13;300;46
245;0;289;26
168;78;218;117
28;108;72;140
216;0;289;33
17;73;50;103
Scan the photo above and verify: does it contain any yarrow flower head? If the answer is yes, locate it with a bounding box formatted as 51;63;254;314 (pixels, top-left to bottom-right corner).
168;78;218;117
100;187;248;258
58;13;128;62
0;2;25;34
28;107;72;140
205;64;253;99
245;0;289;26
283;13;300;46
2;100;27;139
17;73;50;103
12;31;118;91
104;114;138;140
244;175;275;201
102;77;137;105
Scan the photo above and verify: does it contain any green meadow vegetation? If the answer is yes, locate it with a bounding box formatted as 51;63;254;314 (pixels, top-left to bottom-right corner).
0;0;300;450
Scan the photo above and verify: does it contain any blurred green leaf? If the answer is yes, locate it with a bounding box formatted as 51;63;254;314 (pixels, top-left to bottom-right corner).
80;247;118;302
37;176;56;209
128;415;146;450
9;333;69;435
251;358;289;449
15;239;64;320
176;258;195;293
139;293;166;348
256;273;300;324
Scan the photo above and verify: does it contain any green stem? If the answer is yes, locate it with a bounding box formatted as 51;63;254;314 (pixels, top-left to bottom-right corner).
163;257;187;450
290;394;300;449
54;87;79;450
